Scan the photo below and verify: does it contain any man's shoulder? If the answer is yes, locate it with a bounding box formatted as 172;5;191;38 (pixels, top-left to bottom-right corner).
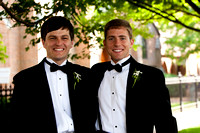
91;62;110;69
68;62;90;73
13;62;43;80
134;61;164;76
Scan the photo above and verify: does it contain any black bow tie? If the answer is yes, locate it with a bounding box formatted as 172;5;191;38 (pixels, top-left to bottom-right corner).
108;57;131;72
108;64;122;72
45;59;68;73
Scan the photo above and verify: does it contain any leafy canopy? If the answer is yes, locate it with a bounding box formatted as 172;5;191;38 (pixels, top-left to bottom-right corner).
0;34;8;63
0;0;200;62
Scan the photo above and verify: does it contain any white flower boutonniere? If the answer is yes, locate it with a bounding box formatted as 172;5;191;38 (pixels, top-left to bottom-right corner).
132;69;143;88
73;72;82;90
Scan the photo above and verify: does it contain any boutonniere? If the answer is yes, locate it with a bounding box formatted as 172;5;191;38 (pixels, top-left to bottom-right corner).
132;69;143;88
73;72;82;90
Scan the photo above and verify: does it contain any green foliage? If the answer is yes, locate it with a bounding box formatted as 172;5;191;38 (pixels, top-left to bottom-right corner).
0;0;200;60
0;34;8;63
178;126;200;133
126;0;200;62
158;20;200;63
164;73;178;78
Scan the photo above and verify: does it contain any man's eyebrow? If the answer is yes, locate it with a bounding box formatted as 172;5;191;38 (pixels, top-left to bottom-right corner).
48;35;56;38
48;34;69;37
107;35;114;37
107;35;127;38
118;35;126;37
62;35;69;37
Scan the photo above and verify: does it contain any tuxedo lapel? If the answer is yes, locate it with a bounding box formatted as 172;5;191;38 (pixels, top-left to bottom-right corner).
126;57;144;90
125;57;147;133
65;62;91;132
30;58;58;132
38;59;54;100
126;57;138;90
66;66;76;106
63;62;76;111
91;62;110;95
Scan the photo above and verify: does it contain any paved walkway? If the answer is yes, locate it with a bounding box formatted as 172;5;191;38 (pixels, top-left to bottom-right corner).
172;107;200;131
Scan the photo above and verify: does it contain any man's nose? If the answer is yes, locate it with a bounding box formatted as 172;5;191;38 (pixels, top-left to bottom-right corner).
56;38;62;45
114;38;120;46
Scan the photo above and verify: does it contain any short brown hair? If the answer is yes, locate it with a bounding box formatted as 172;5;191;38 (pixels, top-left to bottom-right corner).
104;19;133;39
41;16;74;41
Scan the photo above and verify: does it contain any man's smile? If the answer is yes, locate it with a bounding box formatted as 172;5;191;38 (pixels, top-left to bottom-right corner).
53;48;64;51
113;49;123;53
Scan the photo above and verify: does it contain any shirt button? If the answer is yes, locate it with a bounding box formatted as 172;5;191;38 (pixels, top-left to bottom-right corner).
115;126;117;128
60;94;62;96
113;109;115;111
112;92;114;94
59;78;61;80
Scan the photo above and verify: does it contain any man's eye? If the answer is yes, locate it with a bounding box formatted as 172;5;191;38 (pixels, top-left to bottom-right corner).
108;37;114;40
121;37;126;40
49;37;56;40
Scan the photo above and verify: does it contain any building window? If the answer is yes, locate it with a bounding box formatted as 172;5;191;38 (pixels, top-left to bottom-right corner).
155;37;161;49
142;38;148;59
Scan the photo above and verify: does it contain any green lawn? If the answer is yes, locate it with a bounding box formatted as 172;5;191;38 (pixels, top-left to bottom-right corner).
178;126;200;133
171;102;194;108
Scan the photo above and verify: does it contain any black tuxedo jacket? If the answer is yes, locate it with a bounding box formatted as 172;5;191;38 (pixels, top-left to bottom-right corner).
10;58;90;133
88;56;178;133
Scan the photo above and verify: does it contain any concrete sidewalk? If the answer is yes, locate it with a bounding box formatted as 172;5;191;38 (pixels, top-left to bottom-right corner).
172;107;200;131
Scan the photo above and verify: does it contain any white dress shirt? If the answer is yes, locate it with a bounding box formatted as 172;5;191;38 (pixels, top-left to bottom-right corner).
45;58;74;133
97;56;130;133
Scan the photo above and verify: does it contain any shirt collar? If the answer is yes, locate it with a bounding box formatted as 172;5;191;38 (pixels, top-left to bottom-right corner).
111;55;131;66
46;58;67;66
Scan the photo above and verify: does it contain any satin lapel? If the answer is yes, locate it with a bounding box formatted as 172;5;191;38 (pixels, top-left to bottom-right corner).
67;70;75;99
65;62;76;110
95;62;110;93
38;58;55;110
38;58;52;97
126;57;137;91
125;57;139;133
36;58;57;130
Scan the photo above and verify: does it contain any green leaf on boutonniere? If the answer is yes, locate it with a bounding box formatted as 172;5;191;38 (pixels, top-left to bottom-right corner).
73;72;81;90
132;69;143;88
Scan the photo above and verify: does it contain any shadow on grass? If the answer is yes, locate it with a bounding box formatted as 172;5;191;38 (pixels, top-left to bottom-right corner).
178;126;200;133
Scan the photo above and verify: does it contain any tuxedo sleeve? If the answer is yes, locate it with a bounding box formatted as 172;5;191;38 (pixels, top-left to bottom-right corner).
153;69;178;133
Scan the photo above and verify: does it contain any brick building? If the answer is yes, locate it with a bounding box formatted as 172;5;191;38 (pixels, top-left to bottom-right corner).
0;20;162;84
0;20;38;83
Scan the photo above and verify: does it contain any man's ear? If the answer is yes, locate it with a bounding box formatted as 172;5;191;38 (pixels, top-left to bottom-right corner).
42;40;46;48
103;40;106;47
130;39;134;48
70;40;74;48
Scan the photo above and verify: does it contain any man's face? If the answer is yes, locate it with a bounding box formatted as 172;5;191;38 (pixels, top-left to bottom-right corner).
104;27;134;63
42;28;73;65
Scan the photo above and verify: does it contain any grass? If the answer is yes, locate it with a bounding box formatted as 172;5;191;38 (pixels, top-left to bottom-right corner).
171;102;193;108
164;73;178;78
178;126;200;133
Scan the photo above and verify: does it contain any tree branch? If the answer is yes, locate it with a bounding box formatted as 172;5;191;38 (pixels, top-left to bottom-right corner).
170;8;200;18
125;0;200;32
185;0;200;15
0;0;53;27
0;0;32;26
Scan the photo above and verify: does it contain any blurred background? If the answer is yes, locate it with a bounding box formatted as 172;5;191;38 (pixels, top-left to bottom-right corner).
0;0;200;132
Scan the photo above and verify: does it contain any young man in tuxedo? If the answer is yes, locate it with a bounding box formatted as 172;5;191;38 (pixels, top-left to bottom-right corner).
10;16;90;133
89;19;178;133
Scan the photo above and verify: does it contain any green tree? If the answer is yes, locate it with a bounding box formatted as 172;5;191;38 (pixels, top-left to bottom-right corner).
0;0;200;61
125;0;200;62
158;21;200;63
125;0;200;32
0;34;8;63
